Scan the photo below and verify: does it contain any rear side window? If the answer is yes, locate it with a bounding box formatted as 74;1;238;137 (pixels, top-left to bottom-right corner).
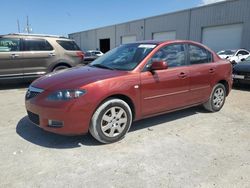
237;50;249;56
0;38;20;52
57;40;81;51
189;45;213;65
23;39;53;51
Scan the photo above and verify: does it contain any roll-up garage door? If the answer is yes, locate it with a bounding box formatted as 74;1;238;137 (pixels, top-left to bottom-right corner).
153;31;176;41
202;24;243;52
121;35;137;44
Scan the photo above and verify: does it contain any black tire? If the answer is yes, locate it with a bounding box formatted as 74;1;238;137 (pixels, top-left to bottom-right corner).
89;98;132;144
53;65;70;72
203;83;226;112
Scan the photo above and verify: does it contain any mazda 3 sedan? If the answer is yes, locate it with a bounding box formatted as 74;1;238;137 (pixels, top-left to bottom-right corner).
25;40;232;143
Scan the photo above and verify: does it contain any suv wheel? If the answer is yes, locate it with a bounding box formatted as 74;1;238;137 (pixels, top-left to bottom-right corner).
53;65;70;72
89;98;132;144
203;83;226;112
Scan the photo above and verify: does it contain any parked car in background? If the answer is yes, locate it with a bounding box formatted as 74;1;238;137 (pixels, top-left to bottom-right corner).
0;33;84;81
217;49;250;65
83;50;103;64
233;56;250;84
25;40;232;143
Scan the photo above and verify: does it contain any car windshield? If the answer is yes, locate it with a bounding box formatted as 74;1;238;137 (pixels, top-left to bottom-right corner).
217;50;236;55
89;43;157;71
245;56;250;61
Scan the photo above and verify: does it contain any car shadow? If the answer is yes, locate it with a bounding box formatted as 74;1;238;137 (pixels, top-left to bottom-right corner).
16;116;101;148
0;82;30;90
130;106;204;132
16;106;203;148
233;84;250;91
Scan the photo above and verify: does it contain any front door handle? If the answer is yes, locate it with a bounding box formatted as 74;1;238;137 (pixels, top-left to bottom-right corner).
48;53;56;57
10;54;19;59
178;72;188;79
209;68;215;73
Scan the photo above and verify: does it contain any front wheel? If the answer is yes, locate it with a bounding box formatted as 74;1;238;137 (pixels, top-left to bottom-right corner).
203;83;226;112
89;98;132;144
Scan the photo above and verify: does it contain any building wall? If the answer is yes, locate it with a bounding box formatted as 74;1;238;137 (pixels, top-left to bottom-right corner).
115;20;145;46
189;0;250;50
69;0;250;51
144;10;190;40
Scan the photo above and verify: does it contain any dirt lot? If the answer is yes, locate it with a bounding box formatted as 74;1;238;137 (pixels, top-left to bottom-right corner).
0;83;249;188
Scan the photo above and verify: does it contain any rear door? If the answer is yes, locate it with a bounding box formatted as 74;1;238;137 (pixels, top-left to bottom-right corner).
22;38;56;77
187;44;215;104
0;37;23;78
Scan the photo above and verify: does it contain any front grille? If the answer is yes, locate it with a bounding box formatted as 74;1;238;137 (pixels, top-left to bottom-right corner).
25;86;44;100
27;111;40;125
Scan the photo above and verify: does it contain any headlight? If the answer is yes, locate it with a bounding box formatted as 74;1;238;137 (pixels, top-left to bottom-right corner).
47;89;86;101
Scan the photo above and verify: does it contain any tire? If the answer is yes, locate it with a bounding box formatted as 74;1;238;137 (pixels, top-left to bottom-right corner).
89;98;132;144
203;83;226;112
53;65;70;72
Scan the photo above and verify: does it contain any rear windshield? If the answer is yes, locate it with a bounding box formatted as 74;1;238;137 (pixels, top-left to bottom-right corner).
57;40;81;51
217;50;236;55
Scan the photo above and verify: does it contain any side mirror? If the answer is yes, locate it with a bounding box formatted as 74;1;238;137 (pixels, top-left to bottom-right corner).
150;61;168;71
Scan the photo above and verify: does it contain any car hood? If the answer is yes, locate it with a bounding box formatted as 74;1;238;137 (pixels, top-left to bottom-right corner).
32;66;128;91
233;61;250;73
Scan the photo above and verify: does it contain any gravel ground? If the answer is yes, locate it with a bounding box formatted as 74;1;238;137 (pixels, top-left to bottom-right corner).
0;83;249;188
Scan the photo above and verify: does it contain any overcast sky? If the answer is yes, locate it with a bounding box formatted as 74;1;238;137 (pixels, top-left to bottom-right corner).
0;0;227;36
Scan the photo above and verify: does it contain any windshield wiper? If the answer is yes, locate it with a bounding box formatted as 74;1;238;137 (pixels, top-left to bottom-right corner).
89;64;115;70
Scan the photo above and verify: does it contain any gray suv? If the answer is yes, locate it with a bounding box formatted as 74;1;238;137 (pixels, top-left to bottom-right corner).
0;33;84;81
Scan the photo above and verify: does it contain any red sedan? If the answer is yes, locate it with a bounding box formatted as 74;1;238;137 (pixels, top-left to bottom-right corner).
25;40;232;143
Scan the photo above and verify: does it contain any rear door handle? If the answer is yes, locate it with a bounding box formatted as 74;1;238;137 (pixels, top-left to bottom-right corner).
178;72;188;79
10;54;19;59
48;53;56;57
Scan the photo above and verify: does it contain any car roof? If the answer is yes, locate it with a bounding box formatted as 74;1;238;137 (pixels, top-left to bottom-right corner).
0;33;72;40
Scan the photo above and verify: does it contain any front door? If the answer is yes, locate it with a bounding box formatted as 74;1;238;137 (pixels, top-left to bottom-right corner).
140;43;190;117
0;37;23;79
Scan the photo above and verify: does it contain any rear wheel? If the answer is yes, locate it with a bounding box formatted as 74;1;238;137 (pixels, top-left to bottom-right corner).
203;83;226;112
89;98;132;144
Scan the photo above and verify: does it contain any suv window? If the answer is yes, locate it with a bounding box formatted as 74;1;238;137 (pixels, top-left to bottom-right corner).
237;50;249;56
189;45;213;65
23;39;53;51
0;38;20;52
150;44;186;68
57;40;81;51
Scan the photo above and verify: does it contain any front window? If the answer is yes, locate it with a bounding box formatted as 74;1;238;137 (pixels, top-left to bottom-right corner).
148;44;186;68
90;43;157;71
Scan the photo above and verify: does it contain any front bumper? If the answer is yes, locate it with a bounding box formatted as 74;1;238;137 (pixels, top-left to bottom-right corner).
25;93;93;135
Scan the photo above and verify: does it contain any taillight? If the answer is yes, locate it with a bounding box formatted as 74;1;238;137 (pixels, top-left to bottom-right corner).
76;51;84;60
